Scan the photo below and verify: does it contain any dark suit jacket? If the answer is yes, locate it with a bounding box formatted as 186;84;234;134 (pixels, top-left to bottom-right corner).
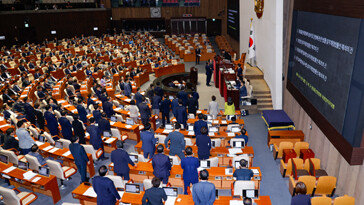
140;131;157;153
97;118;111;136
92;110;102;123
181;156;200;183
187;97;198;114
196;134;211;158
102;101;114;118
142;187;167;205
194;120;208;136
139;102;151;119
154;86;164;97
152;153;172;179
110;148;135;174
59;117;73;140
76;105;88;123
134;92;143;105
92;176;121;205
291;194;312;205
175;105;187;126
160;99;171;114
44;111;59;136
23;103;36;123
69;142;89;168
177;91;188;106
35;109;45;129
72;120;86;144
87;124;103;150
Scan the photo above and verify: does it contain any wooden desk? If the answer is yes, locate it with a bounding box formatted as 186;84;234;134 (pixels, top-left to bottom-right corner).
0;162;61;204
134;71;149;87
111;121;141;142
267;130;305;146
154;63;185;78
214;196;272;205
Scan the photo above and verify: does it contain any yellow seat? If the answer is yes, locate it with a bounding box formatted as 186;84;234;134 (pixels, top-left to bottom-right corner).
311;196;331;205
273;142;294;159
294;142;309;156
333;195;355;205
292;158;309;180
280;158;292;177
289;175;316;196
314;176;336;196
305;158;328;178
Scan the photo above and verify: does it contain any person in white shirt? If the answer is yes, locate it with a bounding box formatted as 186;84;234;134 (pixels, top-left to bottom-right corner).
208;95;219;119
125;100;139;123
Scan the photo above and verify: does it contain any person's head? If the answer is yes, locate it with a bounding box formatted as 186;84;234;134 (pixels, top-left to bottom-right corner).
98;165;108;176
73;114;79;121
156;82;160;86
6;128;14;136
17;120;25;128
178;99;183;106
243;197;252;205
156;145;164;153
70;135;79;143
174;123;181;130
101;113;107;118
31;144;39;153
34;103;40;109
211;95;216;101
61;110;67;116
241;128;247;135
200;126;208;135
144;123;151;131
239;159;248;168
116;140;124;149
185;146;193;156
203;115;207;121
231;116;236;122
198;113;203;120
130;100;136;105
199;169;209;180
227;97;233;105
295;182;307;195
152;177;161;188
181;86;185;91
89;117;95;124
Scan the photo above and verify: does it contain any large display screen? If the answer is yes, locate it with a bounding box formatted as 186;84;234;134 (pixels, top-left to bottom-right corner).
287;11;360;133
227;0;239;41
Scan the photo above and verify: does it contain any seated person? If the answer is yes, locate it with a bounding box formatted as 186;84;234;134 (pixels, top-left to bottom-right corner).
243;198;253;205
233;159;253;180
3;128;19;151
234;126;248;144
28;144;48;167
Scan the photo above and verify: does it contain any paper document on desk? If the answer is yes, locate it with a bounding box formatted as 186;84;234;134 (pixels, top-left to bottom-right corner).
188;131;195;136
124;99;131;102
83;187;97;197
227;133;235;137
117;191;125;199
0;124;10;128
115;94;122;98
208;132;215;137
163;130;172;134
228;148;243;155
3;166;16;174
49;147;60;153
110;121;116;126
23;171;37;180
196;110;202;114
252;169;259;175
35;141;44;146
165;196;177;205
213;120;219;124
114;107;121;111
221;120;227;124
58;100;66;104
32;176;41;183
230;200;244;205
43;146;54;151
62;151;71;157
71;109;77;113
125;125;132;129
64;104;71;108
105;138;116;144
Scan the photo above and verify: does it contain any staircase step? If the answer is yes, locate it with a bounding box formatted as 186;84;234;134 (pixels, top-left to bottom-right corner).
258;102;273;109
257;98;272;103
253;90;271;95
245;75;264;80
254;94;272;98
259;107;274;111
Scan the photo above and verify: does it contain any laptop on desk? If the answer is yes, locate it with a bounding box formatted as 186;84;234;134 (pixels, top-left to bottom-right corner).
18;161;28;171
163;187;178;197
200;160;211;169
126;118;134;125
129;154;138;164
125;183;140;194
110;116;117;122
243;189;259;199
38;166;50;177
55;141;63;149
0;154;8;164
165;124;174;130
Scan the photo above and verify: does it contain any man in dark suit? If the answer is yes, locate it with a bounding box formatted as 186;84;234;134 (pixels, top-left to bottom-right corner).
142;177;167;205
23;97;37;125
181;146;200;194
175;100;187;129
87;117;106;159
195;47;201;64
110;140;135;180
93;165;121;205
97;113;111;137
92;105;102;123
194;114;208;136
171;97;179;118
177;86;188;106
102;97;115;118
87;94;98;109
152;145;172;184
76;100;88;123
72;115;86;144
187;94;198;116
205;60;213;86
154;82;164;97
164;123;186;159
34;103;45;130
233;159;253;180
134;88;143;106
196;127;211;160
140;123;157;159
44;105;59;137
59;111;73;140
69;135;89;183
160;95;171;128
139;97;151;126
234;127;248;145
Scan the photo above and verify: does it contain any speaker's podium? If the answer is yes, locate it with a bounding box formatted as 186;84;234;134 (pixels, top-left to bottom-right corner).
190;67;198;86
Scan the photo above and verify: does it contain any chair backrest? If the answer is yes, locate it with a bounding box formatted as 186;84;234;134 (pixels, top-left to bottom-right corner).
232;154;250;168
143;179;153;190
58;139;71;149
115;114;123;122
333;195;355;205
66;115;74;123
297;176;316;195
54;110;62;118
82;145;98;161
278;142;294;158
44;132;55;145
29;126;39;138
315;176;337;196
113;100;120;107
111;128;121;140
211;138;221;147
291;158;304;180
169;155;181;165
25;154;41;172
294;142;309;156
0;186;21;205
46;159;65;180
0;150;18;165
106;175;125;189
311;196;332;205
10;114;18;126
233;181;255;196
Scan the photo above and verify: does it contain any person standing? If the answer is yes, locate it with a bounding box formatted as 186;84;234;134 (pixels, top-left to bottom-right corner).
160;95;171;128
164;123;186;159
44;105;59;137
205;60;213;86
139;97;151;126
59;111;73;140
187;94;198;116
69;135;89;183
207;96;219;119
192;170;216;205
34;103;45;130
92;165;121;205
181;146;200;194
196;127;211;160
224;97;236;116
195;47;201;65
87;117;106;159
110;140;135;180
102;97;115;118
194;113;208;136
76;99;88;123
142;177;167;205
16;120;35;155
140;123;157;159
152;145;172;184
151;93;161;116
72;115;86;144
125;100;139;124
175;100;187;129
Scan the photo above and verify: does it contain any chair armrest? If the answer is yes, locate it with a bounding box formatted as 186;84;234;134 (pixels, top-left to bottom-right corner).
231;182;234;196
288;176;296;196
166;183;171;187
273;144;279;159
280;160;287;177
12;187;21;193
147;158;153;163
63;167;76;179
127;179;134;183
40;163;48;167
96;148;103;159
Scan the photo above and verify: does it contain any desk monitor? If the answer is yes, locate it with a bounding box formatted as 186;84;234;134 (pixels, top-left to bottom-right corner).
234;161;241;169
18;161;28;171
125;183;140;193
0;154;8;164
38;135;45;142
207;115;212;120
227;115;235;121
55;141;63;149
211;140;216;148
200;160;210;168
163;187;178;197
187;125;194;131
126;118;134;125
226;168;233;175
233;141;244;148
39;166;50;177
129;154;138;164
231;127;241;133
209;126;218;133
243;189;259;199
165;124;173;130
103;131;111;137
169;158;173;166
110;116;117;122
169;96;174;100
